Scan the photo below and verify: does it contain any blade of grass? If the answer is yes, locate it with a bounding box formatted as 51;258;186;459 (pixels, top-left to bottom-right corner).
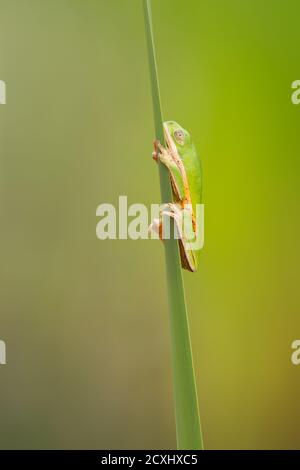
143;0;204;450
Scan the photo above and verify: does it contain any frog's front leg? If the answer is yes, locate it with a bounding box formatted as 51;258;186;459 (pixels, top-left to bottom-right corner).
152;141;186;202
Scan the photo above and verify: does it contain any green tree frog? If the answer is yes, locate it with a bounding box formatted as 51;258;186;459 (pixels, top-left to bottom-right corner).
150;121;203;272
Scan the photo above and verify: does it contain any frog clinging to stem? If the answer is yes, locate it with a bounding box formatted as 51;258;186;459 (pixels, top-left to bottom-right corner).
150;121;203;273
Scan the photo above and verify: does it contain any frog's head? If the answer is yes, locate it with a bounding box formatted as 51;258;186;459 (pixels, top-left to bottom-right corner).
163;121;191;151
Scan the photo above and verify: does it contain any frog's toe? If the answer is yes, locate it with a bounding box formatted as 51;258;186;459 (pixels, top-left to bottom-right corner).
152;150;158;162
148;218;162;239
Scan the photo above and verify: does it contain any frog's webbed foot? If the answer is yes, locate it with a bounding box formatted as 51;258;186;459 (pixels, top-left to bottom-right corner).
152;140;172;165
156;141;174;165
152;140;159;162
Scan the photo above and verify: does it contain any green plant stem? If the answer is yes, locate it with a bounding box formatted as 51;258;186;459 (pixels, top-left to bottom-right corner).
143;0;204;450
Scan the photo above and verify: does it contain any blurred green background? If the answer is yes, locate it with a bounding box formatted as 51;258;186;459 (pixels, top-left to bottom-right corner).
0;0;299;449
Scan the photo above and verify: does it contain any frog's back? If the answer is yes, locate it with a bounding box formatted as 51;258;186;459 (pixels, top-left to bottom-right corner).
181;143;202;271
180;142;202;215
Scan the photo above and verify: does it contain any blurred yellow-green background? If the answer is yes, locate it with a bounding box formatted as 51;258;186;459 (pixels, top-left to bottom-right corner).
0;0;299;449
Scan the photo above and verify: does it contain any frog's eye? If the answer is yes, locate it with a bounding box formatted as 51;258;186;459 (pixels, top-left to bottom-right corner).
174;129;185;145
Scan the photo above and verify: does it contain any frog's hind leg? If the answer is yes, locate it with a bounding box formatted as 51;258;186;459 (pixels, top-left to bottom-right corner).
148;203;181;240
163;203;197;272
149;203;197;272
148;203;178;240
178;239;197;272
